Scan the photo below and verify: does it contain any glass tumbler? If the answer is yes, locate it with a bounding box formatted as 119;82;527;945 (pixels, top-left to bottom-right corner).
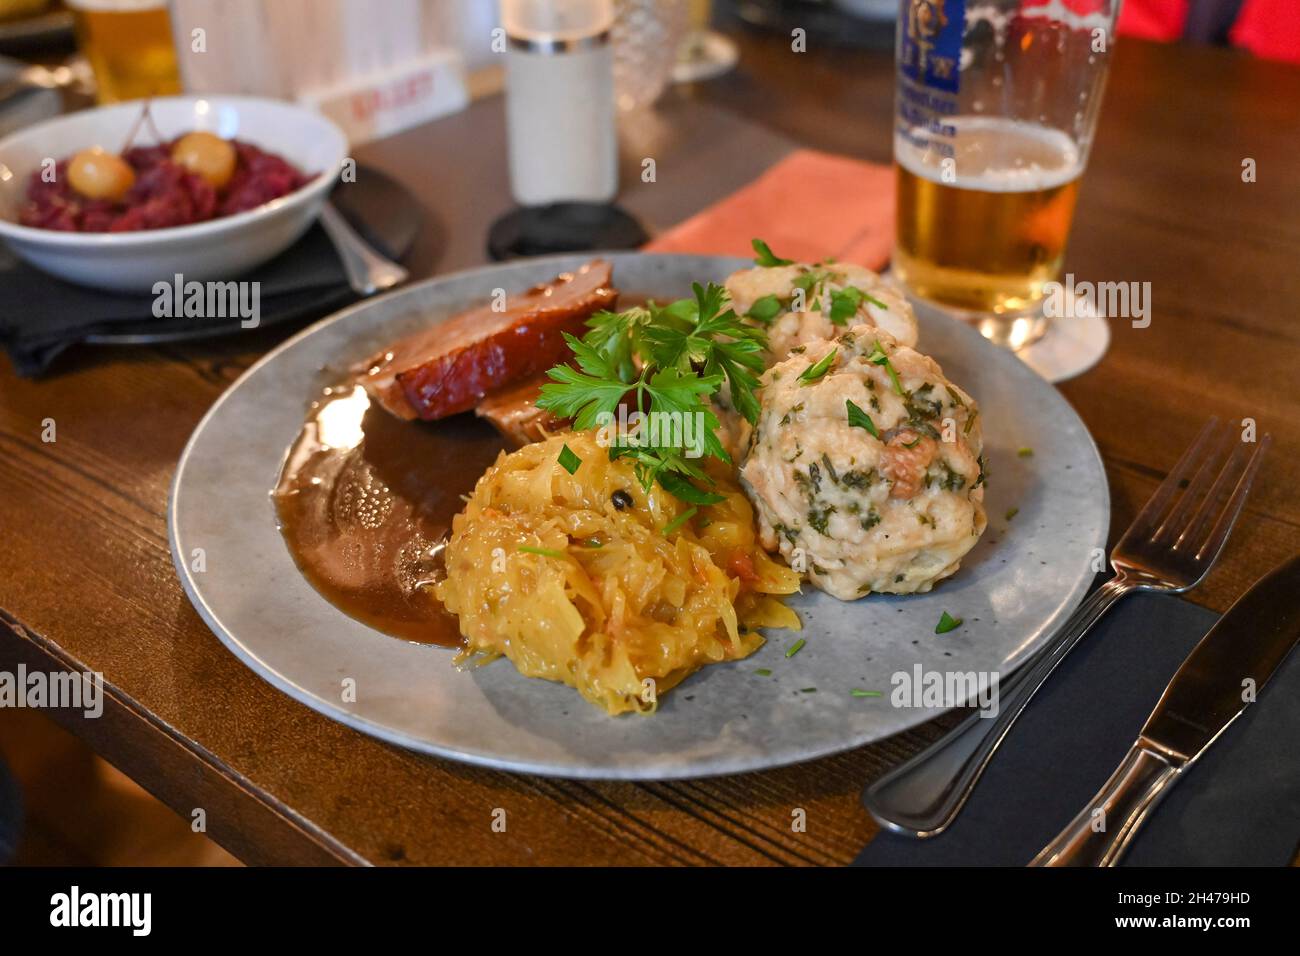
892;0;1120;348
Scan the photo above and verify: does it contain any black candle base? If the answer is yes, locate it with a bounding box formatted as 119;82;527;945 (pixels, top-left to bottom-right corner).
487;203;648;261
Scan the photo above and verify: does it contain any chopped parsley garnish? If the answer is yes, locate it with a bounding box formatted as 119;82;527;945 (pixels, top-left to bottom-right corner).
662;506;698;536
658;471;725;506
752;237;792;267
746;294;783;325
842;469;874;490
786;638;807;658
807;504;835;535
935;611;963;634
557;443;582;475
792;270;822;295
867;340;905;395
537;281;767;505
755;668;772;677
828;286;888;325
1005;506;1020;521
851;689;883;698
845;399;880;438
518;545;567;559
798;348;837;385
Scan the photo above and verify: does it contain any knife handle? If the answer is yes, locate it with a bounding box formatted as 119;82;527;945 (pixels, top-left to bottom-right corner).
1030;741;1181;867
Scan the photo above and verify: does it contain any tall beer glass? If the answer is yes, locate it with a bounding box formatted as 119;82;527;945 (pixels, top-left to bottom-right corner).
67;0;181;104
892;0;1119;348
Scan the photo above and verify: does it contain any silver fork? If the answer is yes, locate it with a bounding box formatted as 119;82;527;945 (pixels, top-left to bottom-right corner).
863;418;1271;838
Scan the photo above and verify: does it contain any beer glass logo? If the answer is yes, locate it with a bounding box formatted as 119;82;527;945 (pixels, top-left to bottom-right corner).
901;0;964;93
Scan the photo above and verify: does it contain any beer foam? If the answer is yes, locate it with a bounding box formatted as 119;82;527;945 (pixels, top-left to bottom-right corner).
895;117;1083;193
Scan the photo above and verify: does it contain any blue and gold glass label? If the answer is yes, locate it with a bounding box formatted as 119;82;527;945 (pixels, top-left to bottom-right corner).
899;0;965;93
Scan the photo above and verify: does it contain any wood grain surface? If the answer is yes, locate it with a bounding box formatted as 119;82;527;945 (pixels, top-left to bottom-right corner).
1;33;1297;866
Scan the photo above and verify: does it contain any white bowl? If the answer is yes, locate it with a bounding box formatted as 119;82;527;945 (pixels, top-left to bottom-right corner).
0;95;348;293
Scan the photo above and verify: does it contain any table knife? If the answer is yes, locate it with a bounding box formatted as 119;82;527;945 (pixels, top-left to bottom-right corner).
1031;553;1300;867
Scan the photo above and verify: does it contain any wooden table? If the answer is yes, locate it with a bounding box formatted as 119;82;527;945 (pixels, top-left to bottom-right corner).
2;33;1297;866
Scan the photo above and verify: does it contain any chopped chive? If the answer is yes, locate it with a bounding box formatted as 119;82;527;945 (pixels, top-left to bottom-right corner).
1017;447;1034;458
799;349;837;385
963;408;979;435
661;506;697;536
935;611;963;634
868;340;905;395
558;443;582;474
851;689;883;698
1005;506;1019;521
846;399;880;439
786;638;807;658
752;238;792;267
754;668;772;677
800;687;817;693
518;545;566;559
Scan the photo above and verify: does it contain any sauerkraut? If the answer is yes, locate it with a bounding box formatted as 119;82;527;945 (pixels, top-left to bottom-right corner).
435;432;800;715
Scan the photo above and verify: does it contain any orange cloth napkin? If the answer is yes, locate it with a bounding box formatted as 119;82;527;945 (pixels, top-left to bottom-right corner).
643;148;896;270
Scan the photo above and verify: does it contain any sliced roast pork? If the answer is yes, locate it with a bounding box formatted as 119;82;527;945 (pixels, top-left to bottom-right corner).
474;375;567;446
359;260;617;421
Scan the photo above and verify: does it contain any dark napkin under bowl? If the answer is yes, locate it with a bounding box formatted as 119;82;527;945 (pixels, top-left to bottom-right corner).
855;590;1300;866
0;165;421;377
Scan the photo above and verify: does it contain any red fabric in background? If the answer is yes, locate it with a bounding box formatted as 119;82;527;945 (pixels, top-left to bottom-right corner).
1117;0;1189;41
1118;0;1300;63
643;150;895;271
1230;0;1300;63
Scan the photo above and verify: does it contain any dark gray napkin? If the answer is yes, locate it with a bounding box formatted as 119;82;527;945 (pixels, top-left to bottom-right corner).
855;590;1300;866
0;227;354;376
0;165;421;377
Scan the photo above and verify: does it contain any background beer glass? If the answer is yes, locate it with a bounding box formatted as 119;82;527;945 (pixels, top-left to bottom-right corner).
892;0;1119;348
68;0;181;104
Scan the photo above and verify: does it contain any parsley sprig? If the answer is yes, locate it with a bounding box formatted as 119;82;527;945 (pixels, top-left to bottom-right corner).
537;282;768;504
752;238;792;267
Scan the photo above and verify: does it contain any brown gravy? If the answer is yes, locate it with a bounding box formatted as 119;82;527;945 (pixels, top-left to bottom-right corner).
273;384;508;646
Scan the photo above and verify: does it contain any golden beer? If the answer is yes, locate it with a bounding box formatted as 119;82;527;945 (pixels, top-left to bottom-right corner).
894;118;1083;345
69;0;181;104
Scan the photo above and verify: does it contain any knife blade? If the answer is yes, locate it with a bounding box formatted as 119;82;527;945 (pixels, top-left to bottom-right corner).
1141;553;1300;763
1032;554;1300;866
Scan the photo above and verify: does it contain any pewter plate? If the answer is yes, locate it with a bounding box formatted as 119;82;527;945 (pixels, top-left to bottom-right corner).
169;253;1109;779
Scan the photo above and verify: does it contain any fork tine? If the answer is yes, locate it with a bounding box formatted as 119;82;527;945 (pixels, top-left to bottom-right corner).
1152;425;1229;544
1194;434;1270;563
1176;436;1249;551
1119;418;1220;547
